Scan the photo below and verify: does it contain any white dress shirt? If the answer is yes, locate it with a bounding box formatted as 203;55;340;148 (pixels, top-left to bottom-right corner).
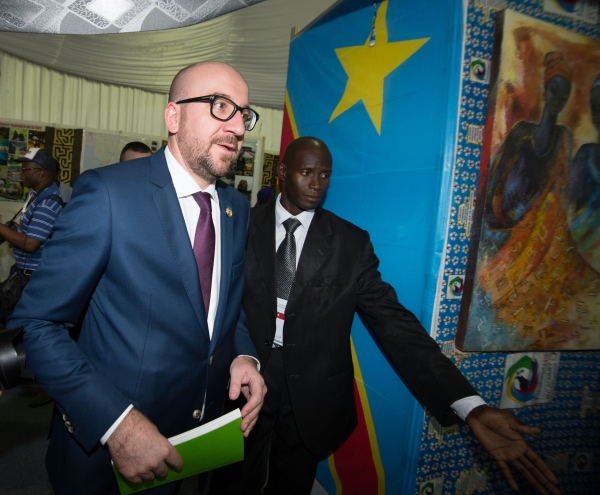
165;146;221;339
273;195;315;347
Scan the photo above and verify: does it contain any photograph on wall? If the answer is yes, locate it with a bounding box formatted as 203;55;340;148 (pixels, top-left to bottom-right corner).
9;127;28;157
0;128;8;152
456;9;600;351
234;175;253;202
236;145;256;177
28;130;46;149
0;152;7;192
4;155;26;199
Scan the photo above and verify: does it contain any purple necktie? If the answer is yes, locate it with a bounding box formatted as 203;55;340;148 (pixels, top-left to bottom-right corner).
192;191;215;315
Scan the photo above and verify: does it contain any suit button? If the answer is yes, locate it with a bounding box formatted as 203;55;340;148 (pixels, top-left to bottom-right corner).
67;426;74;434
192;409;201;419
264;340;272;347
65;421;72;428
62;414;69;421
210;356;213;365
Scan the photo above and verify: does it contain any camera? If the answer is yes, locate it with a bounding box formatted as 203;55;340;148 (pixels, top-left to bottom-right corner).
0;326;35;389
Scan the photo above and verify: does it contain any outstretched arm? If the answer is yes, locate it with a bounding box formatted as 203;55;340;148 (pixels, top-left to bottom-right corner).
466;405;560;495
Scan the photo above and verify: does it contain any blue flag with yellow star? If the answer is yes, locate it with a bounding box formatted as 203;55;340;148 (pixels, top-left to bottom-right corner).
281;0;464;493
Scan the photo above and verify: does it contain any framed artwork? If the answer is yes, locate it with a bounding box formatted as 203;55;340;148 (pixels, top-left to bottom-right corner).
233;137;264;206
456;9;600;351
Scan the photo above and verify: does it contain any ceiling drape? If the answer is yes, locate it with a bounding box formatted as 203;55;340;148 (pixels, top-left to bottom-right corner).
0;0;341;109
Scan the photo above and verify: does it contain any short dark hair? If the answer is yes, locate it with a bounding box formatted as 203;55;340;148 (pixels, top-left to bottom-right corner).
120;142;152;162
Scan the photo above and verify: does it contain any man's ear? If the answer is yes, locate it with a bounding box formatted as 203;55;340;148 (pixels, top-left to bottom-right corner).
276;162;286;182
165;102;180;134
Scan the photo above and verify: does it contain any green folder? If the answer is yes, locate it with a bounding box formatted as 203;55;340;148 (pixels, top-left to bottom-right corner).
112;409;244;494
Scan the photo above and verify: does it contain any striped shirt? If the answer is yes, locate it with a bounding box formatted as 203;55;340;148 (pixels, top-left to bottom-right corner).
14;184;64;272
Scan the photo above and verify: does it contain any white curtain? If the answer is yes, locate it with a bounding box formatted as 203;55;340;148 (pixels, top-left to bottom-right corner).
0;51;283;151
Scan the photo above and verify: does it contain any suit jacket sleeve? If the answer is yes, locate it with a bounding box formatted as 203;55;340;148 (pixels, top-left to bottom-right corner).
354;230;478;426
9;171;133;450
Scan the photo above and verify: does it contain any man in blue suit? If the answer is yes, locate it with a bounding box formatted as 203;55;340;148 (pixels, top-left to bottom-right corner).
9;62;266;494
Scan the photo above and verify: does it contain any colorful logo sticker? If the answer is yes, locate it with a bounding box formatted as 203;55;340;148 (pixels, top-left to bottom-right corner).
420;481;434;495
469;57;491;84
418;477;443;495
505;355;539;404
446;274;465;299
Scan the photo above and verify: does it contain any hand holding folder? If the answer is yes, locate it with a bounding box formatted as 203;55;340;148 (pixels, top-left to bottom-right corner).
112;409;244;495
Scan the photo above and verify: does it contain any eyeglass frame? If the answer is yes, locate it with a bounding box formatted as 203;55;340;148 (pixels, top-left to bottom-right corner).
175;94;260;131
20;167;44;173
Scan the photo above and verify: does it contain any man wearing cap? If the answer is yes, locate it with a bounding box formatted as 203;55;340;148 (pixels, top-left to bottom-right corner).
0;148;64;282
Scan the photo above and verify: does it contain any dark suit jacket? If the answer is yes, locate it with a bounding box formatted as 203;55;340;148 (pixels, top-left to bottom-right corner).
9;150;257;494
244;200;477;455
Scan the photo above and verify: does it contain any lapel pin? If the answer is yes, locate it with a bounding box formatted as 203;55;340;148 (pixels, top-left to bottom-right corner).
225;207;233;218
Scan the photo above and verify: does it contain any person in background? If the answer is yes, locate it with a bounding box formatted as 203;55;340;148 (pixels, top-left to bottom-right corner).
119;141;152;162
0;148;64;322
9;62;265;495
210;136;560;495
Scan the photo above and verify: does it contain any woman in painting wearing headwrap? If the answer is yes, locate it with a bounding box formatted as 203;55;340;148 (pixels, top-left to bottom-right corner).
568;74;600;272
477;52;600;350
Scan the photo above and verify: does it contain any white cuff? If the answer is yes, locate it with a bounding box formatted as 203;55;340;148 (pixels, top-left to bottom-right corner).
237;355;260;372
450;395;486;421
100;404;134;445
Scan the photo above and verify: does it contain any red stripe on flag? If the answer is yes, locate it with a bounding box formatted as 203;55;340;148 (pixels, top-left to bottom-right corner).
330;379;379;495
279;93;298;157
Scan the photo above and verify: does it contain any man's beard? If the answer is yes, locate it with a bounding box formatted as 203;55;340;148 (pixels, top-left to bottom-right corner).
177;128;240;183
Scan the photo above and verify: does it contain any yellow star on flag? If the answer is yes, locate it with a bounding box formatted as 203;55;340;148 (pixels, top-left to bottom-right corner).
329;0;429;134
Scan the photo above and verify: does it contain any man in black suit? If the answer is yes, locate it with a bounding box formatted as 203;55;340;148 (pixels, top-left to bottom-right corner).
210;137;559;495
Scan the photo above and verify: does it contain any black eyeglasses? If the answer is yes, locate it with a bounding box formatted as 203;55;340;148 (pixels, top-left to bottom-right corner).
20;167;43;173
176;94;259;131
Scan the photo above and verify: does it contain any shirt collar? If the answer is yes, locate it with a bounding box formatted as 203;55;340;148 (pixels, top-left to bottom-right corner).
164;146;217;201
275;193;314;230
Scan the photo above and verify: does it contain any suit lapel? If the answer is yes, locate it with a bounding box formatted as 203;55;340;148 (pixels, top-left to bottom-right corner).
211;182;233;349
250;201;277;306
150;151;209;339
289;207;333;304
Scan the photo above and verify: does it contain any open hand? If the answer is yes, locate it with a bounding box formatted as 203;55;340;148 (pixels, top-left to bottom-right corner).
466;405;560;495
